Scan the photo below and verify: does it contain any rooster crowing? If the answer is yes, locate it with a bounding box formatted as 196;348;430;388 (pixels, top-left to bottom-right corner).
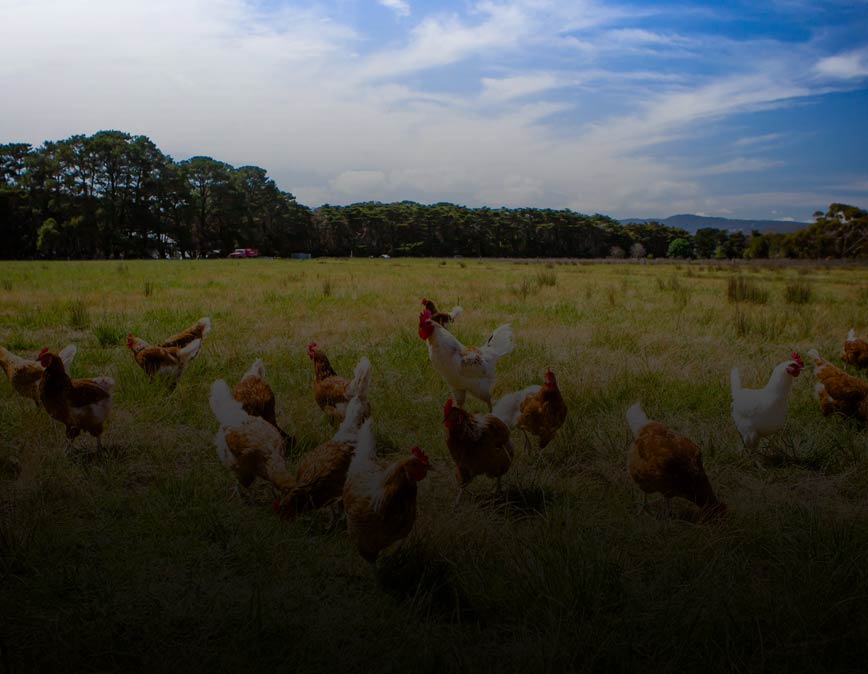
275;396;368;519
421;298;463;327
38;347;114;453
626;403;726;519
516;368;568;450
442;388;531;506
418;309;513;411
343;417;432;574
308;344;372;424
807;348;868;423
730;353;804;450
842;329;868;370
0;344;76;406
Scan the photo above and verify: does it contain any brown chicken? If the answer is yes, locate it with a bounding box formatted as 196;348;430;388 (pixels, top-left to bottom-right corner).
626;403;726;519
232;358;294;448
38;347;114;453
516;368;568;450
308;342;371;424
210;379;294;495
443;391;529;506
420;298;463;327
127;333;201;384
842;329;868;370
0;344;76;405
275;396;368;519
807;348;868;422
343;417;432;574
159;317;211;349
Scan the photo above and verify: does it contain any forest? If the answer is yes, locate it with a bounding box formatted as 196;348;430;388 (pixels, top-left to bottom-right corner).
1;130;865;260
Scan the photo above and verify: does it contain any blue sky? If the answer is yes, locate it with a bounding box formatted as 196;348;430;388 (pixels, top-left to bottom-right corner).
1;0;867;220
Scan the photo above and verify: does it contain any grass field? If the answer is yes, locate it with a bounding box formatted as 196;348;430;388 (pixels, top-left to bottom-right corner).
1;257;868;673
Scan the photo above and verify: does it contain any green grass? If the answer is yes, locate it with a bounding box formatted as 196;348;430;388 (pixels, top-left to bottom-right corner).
1;258;867;673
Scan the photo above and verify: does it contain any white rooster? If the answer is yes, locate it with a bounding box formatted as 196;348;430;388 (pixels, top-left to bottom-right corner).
730;352;804;450
417;309;513;410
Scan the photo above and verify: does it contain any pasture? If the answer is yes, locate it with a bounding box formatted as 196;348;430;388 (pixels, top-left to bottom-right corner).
1;257;867;673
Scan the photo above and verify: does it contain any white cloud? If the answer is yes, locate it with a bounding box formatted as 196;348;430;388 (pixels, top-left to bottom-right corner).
814;48;868;79
734;132;784;147
480;73;562;102
695;157;783;176
0;0;864;222
378;0;411;17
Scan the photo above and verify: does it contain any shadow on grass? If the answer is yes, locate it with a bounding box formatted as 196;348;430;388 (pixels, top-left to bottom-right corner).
378;540;481;624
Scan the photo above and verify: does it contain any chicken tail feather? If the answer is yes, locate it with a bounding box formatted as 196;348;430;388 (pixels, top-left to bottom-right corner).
58;344;77;370
210;379;249;427
482;324;514;358
178;338;202;365
626;402;650;438
346;356;372;400
243;357;266;380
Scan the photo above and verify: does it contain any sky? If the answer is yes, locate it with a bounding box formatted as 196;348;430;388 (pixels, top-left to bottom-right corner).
1;0;867;221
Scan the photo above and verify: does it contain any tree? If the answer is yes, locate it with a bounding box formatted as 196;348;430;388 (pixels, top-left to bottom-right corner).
667;237;692;259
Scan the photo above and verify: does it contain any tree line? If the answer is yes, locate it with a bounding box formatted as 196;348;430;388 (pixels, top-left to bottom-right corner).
1;131;865;260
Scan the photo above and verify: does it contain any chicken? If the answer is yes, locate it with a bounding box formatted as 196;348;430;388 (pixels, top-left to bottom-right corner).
842;329;868;370
730;353;804;450
0;344;76;406
275;396;368;519
626;403;726;519
37;347;114;453
442;388;530;506
232;358;294;448
418;309;513;411
516;368;568;450
209;379;295;495
421;298;463;327
126;333;202;385
343;416;432;574
307;343;372;424
159;317;211;349
807;348;868;422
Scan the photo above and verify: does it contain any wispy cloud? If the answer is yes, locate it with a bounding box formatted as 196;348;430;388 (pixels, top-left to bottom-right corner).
0;0;865;220
378;0;411;17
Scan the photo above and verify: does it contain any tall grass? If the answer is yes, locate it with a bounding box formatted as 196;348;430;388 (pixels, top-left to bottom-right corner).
0;258;867;673
785;279;813;304
727;276;769;304
66;299;90;329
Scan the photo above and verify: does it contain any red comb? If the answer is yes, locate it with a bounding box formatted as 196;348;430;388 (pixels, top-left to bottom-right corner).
411;446;429;465
791;352;804;367
38;347;50;357
443;398;454;418
419;309;432;325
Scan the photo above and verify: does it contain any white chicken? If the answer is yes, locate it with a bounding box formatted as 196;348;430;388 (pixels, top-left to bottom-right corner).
730;352;804;450
417;309;513;410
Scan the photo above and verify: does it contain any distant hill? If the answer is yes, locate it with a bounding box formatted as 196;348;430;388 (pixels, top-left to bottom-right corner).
619;214;808;234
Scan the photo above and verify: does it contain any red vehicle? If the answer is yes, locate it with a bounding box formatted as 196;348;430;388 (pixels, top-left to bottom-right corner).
228;248;259;258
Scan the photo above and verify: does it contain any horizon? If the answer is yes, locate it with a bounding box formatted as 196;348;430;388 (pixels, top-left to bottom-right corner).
2;0;867;221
